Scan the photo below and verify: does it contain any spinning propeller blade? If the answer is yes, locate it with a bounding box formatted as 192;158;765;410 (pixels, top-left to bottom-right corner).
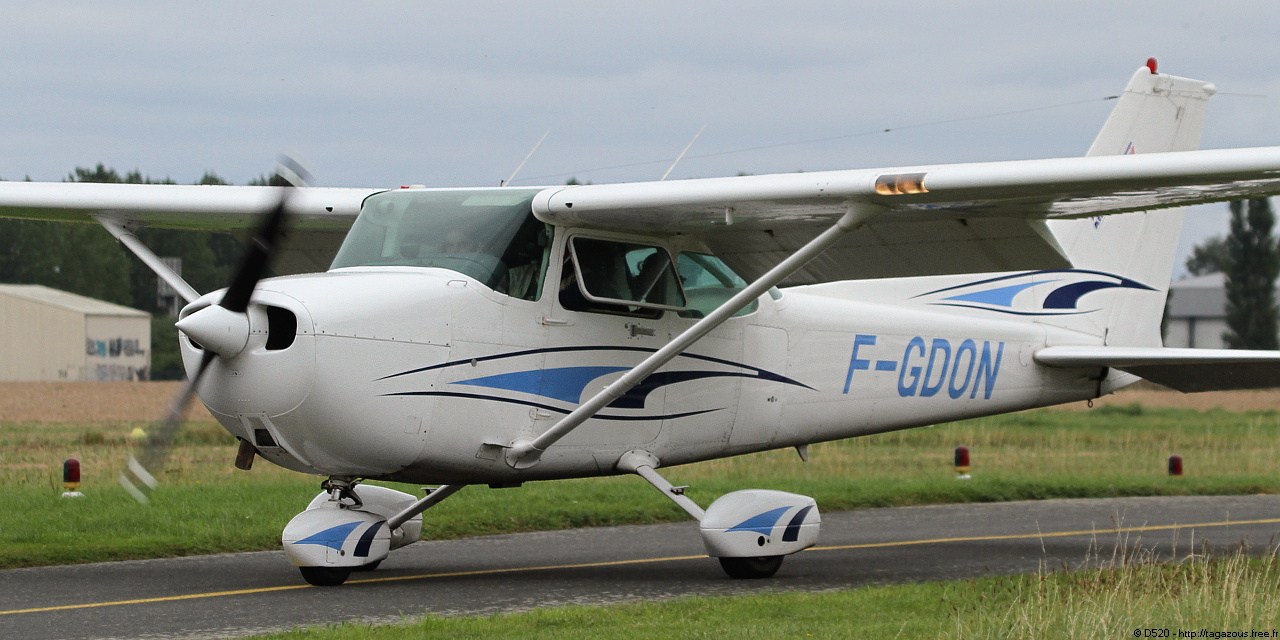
119;158;308;503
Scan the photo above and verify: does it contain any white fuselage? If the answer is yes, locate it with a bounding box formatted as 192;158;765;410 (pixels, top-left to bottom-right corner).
182;225;1111;485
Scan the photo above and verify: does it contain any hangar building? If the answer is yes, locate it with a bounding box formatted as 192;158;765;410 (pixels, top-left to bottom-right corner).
0;284;150;381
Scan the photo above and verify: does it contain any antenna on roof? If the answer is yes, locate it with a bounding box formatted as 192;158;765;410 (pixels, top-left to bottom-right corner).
660;124;707;181
502;129;552;186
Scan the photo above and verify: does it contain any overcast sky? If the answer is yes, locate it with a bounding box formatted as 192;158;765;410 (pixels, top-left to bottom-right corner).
3;2;1278;276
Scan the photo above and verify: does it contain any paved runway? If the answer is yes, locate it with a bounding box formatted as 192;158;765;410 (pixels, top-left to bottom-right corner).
3;494;1280;640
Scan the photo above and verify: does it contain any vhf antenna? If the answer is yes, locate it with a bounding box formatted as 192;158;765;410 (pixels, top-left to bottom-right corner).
660;124;707;181
502;129;552;186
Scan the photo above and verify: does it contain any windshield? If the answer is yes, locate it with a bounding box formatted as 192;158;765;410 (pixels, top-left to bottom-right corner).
331;188;548;299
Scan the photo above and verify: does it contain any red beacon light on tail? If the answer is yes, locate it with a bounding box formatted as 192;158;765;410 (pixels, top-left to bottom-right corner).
1147;58;1158;74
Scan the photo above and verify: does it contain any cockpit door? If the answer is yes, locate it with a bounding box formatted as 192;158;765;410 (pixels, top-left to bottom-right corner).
543;232;678;451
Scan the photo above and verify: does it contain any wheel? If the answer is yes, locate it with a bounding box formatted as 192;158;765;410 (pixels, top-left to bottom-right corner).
718;555;785;579
352;560;382;572
299;566;352;586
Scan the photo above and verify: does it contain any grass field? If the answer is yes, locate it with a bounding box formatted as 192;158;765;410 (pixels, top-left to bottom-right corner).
4;388;1280;569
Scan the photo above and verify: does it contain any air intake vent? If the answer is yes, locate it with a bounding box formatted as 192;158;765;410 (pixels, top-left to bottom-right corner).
265;306;297;351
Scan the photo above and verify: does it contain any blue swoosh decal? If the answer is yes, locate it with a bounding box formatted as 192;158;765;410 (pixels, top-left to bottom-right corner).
916;269;1155;316
915;269;1153;299
295;522;362;550
353;521;385;558
782;505;815;542
942;280;1048;307
376;345;814;391
452;366;630;403
384;391;721;421
1043;281;1141;309
726;507;791;536
380;346;813;413
611;370;767;409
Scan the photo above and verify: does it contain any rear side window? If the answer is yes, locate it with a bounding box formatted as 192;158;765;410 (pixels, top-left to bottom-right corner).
676;252;757;318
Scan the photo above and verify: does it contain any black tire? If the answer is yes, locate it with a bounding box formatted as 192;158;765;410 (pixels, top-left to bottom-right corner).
718;555;784;579
300;566;352;586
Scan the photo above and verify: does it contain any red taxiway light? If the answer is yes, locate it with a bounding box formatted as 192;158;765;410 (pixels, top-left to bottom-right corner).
954;446;970;474
62;458;81;489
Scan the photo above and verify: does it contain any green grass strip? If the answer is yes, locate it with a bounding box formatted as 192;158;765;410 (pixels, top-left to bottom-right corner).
4;405;1280;569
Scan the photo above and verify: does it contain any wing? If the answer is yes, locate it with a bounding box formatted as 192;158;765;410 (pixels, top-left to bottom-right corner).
531;146;1280;284
1035;346;1280;392
0;181;382;229
0;182;387;275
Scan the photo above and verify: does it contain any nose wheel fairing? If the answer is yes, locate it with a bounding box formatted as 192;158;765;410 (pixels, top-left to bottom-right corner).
283;483;425;586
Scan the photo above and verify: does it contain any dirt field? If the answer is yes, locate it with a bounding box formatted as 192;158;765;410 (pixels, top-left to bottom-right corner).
1057;388;1280;412
0;382;214;423
1;381;1277;423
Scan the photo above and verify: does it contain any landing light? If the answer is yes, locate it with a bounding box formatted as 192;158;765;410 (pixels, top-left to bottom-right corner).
874;172;929;196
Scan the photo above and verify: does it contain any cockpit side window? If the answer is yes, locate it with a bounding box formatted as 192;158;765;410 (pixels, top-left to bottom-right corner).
559;237;684;317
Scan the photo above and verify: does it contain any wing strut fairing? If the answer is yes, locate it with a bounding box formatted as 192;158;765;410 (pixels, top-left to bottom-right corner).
502;201;887;469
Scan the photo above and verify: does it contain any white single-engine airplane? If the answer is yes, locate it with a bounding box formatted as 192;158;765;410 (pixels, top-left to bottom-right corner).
5;60;1280;586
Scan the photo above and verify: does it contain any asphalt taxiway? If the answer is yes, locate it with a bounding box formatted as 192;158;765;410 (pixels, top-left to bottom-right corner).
3;494;1279;640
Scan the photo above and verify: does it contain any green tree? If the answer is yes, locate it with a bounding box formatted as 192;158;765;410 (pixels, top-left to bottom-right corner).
1185;235;1228;276
248;173;293;187
1223;198;1280;349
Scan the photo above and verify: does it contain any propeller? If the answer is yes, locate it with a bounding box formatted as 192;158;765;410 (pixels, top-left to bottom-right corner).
119;158;309;503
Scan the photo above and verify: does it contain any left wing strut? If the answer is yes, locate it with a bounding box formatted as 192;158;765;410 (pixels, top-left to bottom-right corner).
503;201;886;469
95;215;201;304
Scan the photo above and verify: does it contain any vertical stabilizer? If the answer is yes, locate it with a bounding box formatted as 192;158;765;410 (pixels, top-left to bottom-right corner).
1044;61;1217;347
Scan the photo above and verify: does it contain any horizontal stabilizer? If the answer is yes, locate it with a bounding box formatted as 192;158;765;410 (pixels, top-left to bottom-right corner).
1035;346;1280;392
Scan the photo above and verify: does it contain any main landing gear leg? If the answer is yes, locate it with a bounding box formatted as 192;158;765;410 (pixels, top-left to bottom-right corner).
617;450;821;580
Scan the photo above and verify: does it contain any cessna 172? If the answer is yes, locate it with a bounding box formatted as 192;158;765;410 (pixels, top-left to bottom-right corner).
5;60;1280;586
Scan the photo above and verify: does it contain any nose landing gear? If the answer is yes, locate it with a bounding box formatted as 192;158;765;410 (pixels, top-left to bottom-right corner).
282;478;430;586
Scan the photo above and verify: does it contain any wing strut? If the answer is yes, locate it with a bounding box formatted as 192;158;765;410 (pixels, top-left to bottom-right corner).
503;201;886;469
94;215;201;304
385;483;467;530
